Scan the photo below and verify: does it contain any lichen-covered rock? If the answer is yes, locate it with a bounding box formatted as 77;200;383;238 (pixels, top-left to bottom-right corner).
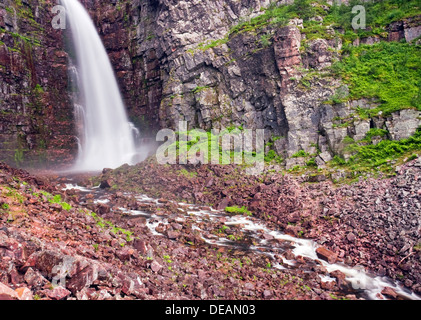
385;109;421;141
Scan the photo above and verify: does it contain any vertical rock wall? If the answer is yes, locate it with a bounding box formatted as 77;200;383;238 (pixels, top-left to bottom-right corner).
0;0;75;168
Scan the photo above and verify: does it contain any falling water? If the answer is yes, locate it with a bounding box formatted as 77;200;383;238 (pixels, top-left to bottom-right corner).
62;0;138;171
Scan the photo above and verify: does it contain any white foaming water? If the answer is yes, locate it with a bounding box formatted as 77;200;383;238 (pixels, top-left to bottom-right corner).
224;215;421;300
62;183;92;192
62;0;137;171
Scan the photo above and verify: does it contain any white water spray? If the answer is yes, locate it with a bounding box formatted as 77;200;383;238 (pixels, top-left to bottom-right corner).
62;0;138;171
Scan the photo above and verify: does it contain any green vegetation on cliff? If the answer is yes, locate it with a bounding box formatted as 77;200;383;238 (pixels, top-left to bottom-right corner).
327;0;421;30
225;0;421;42
332;41;421;116
332;128;421;174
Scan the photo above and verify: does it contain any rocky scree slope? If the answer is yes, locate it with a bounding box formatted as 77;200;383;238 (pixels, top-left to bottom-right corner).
0;162;368;300
97;155;421;295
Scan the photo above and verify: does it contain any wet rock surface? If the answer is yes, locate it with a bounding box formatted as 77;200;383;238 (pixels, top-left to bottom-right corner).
0;160;416;301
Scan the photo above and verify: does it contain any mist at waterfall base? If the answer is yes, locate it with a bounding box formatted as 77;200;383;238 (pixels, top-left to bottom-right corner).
62;0;149;172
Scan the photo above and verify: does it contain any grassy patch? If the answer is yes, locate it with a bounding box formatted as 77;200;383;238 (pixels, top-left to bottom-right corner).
48;194;72;211
292;150;311;158
179;168;197;178
264;149;283;164
197;38;229;51
191;86;210;94
192;0;315;51
88;211;135;242
225;205;252;216
331;41;421;116
332;128;421;173
164;128;264;166
327;0;421;31
2;186;25;204
188;0;421;60
32;191;72;211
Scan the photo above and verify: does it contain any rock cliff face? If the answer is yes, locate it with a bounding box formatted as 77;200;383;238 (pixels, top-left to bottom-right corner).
0;0;420;168
0;0;75;168
86;0;421;169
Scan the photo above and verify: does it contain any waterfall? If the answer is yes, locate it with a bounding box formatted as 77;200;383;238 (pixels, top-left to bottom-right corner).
62;0;138;171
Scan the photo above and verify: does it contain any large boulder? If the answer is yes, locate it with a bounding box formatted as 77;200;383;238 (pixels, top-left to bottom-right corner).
385;109;421;141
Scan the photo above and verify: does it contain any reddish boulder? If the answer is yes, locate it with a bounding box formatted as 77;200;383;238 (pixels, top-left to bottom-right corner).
24;267;49;288
150;260;162;273
167;230;180;240
115;247;134;262
43;286;71;300
133;239;152;256
15;287;33;300
66;265;98;294
330;270;347;288
99;180;112;189
381;286;398;299
0;282;18;300
316;246;338;264
217;197;230;210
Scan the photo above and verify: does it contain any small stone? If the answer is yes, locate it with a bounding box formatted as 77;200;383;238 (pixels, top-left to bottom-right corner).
263;233;274;240
133;239;150;255
150;260;162;273
217;197;230;210
381;286;398;299
198;270;207;281
330;270;346;287
263;290;272;298
116;247;134;261
0;282;18;300
43;286;71;300
167;230;179;239
244;282;255;290
24;268;48;288
346;232;356;243
15;287;33;300
99;180;112;189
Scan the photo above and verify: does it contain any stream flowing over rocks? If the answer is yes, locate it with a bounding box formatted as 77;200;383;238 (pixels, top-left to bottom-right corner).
0;156;421;300
96;156;421;297
64;181;421;301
